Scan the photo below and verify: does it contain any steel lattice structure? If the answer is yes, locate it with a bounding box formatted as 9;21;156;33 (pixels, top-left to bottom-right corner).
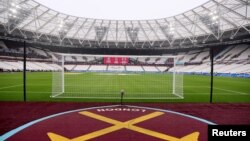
0;0;249;48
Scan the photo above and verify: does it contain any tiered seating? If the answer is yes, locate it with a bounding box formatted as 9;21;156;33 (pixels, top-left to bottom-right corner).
135;57;169;65
0;41;8;50
233;46;250;60
89;65;107;71
0;61;21;70
217;64;245;73
65;56;75;62
86;56;96;62
216;45;245;62
215;46;234;61
65;65;75;71
190;50;209;63
126;66;144;72
157;66;168;72
3;61;23;70
48;64;62;71
29;48;48;57
74;65;90;71
156;58;167;64
145;58;157;64
108;65;125;71
182;50;200;63
0;60;62;71
75;56;86;62
33;62;55;70
142;66;159;72
0;39;249;76
229;45;248;60
26;62;44;70
232;64;250;73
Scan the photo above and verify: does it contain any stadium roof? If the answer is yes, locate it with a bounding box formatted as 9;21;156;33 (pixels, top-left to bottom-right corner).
35;0;209;20
0;0;249;49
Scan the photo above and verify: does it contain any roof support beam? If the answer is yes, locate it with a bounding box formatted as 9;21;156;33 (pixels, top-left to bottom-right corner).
201;6;237;28
115;21;118;46
147;21;160;41
61;17;79;40
103;20;111;46
82;19;96;47
95;20;106;44
0;0;29;14
71;19;88;39
123;21;128;48
174;16;195;37
35;13;59;32
127;21;139;47
57;16;70;43
235;0;248;5
202;5;249;37
184;12;208;34
48;15;69;36
211;0;249;20
156;19;174;47
138;21;152;46
8;5;40;33
21;7;49;30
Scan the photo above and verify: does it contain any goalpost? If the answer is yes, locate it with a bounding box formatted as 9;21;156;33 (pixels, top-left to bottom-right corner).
51;54;183;99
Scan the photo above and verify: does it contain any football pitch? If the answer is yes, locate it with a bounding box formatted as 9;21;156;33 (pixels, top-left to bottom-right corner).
0;72;249;103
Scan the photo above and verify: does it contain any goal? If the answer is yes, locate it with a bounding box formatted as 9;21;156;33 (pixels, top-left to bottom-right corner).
51;54;183;99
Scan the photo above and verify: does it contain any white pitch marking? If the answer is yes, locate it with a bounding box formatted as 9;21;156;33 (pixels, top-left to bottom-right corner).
213;87;249;95
0;84;23;90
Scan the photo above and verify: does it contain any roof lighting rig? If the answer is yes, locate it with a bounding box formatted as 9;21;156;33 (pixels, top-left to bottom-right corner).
199;10;221;39
7;1;30;34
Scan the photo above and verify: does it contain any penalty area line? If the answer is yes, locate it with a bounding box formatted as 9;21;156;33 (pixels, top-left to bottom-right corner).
0;84;23;90
213;87;249;95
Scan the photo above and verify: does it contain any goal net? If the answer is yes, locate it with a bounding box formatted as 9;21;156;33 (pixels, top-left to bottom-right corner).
51;54;183;99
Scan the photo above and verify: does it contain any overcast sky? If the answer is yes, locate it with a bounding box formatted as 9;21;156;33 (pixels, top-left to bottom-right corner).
36;0;209;20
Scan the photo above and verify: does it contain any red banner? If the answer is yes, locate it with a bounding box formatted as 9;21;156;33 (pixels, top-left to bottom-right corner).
104;57;129;65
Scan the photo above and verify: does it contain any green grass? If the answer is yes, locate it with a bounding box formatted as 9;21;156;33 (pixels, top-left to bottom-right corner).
0;72;249;103
61;72;174;98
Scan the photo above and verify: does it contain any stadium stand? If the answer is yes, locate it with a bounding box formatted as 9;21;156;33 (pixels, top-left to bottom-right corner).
126;66;144;72
108;65;125;72
0;40;249;76
73;65;90;71
88;65;107;71
142;66;159;72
